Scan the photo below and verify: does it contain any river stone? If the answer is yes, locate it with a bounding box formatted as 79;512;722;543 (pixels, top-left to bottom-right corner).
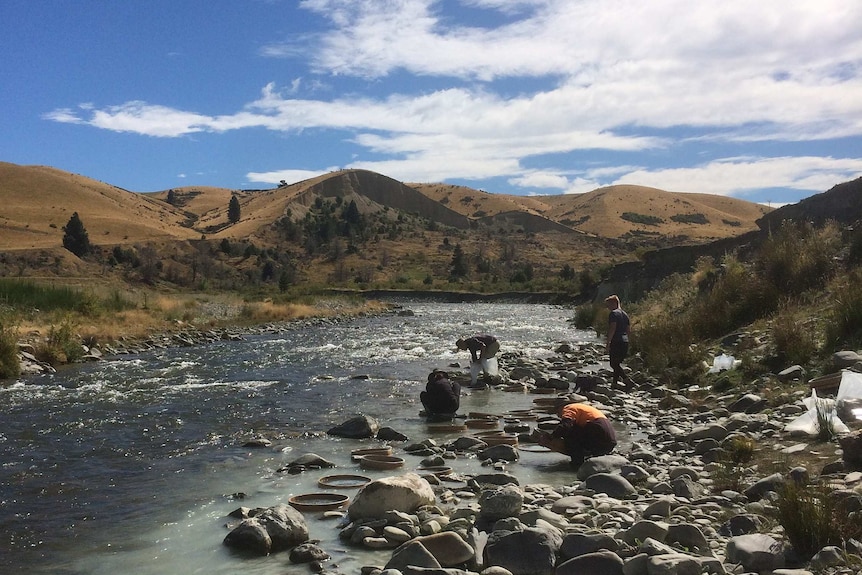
289;542;330;563
686;424;728;442
584;473;636;498
555;549;624;575
478;444;519;462
725;533;786;571
743;472;786;501
384;540;442;570
576;454;630;479
223;503;309;555
834;350;862;369
727;393;765;413
550;495;594;515
282;453;335;470
671;475;704;499
479;484;523;521
473;472;520;486
620;520;668;546
484;527;562;575
519;508;569;531
718;513;763;536
348;473;435;520
665;523;710;554
328;415;380;438
409;531;475;566
810;545;845;570
559;532;619;560
646;553;703;575
642;498;673;518
378;427;410;441
777;364;805;382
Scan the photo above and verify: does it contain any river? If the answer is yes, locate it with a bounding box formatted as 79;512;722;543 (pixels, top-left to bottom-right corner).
1;302;600;574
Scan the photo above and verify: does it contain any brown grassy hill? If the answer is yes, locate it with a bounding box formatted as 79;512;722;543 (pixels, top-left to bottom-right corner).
0;162;775;293
412;182;771;241
2;162;770;252
0;162;198;250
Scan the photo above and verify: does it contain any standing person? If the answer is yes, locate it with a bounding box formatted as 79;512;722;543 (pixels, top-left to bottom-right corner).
455;334;500;386
604;294;632;387
534;402;617;466
420;370;461;416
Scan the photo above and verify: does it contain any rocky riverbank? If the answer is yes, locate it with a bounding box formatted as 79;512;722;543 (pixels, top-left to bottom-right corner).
225;342;862;575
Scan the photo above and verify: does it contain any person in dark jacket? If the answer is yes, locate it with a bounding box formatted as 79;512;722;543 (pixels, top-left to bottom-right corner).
605;294;633;387
420;370;461;415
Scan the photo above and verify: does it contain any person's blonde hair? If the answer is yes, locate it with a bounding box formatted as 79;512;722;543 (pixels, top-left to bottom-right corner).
604;294;620;306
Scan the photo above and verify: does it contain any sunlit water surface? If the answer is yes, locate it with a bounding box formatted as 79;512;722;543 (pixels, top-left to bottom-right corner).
1;303;606;574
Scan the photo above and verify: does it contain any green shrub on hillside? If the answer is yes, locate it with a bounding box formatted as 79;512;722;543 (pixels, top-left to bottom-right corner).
621;212;663;226
756;221;840;296
770;306;819;368
670;213;708;224
825;267;862;347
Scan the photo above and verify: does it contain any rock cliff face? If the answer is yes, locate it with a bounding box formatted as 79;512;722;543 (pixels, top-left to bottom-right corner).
597;176;862;302
757;177;862;229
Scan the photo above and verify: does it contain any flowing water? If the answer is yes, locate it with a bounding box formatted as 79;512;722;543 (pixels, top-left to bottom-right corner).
1;302;602;574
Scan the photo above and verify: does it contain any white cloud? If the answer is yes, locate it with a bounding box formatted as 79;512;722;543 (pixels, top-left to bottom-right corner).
611;156;862;196
246;167;341;185
42;108;83;124
43;0;862;199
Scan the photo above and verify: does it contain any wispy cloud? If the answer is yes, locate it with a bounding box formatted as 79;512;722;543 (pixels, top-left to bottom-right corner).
43;0;862;197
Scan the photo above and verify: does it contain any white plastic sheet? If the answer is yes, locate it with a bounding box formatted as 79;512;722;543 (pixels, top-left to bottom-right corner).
837;370;862;422
708;353;736;373
784;378;853;435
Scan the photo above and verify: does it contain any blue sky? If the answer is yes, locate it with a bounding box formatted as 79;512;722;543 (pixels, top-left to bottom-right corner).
2;0;861;206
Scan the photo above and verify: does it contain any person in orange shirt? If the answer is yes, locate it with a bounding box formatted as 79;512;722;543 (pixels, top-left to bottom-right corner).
535;403;617;466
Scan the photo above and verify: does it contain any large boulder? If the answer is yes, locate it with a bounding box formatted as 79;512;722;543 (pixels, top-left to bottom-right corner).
223;503;309;555
484;527;562;575
725;533;786;572
328;415;380;438
386;532;475;570
348;473;435;520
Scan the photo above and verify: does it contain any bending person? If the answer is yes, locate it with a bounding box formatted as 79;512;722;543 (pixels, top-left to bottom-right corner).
535;402;617;466
455;334;500;385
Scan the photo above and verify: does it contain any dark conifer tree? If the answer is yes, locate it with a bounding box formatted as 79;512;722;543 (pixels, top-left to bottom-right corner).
228;195;241;223
62;212;92;257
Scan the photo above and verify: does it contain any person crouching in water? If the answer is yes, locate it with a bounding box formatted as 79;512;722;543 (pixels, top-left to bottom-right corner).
420;370;461;416
534;402;617;466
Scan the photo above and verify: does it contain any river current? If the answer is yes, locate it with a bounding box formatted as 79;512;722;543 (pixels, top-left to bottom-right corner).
1;302;600;574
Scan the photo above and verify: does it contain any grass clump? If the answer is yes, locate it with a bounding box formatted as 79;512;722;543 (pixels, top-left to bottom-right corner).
0;312;21;379
710;435;756;492
35;315;84;366
775;482;862;560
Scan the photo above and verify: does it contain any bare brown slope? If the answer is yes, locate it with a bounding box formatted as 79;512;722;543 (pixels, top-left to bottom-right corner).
0;162;198;250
